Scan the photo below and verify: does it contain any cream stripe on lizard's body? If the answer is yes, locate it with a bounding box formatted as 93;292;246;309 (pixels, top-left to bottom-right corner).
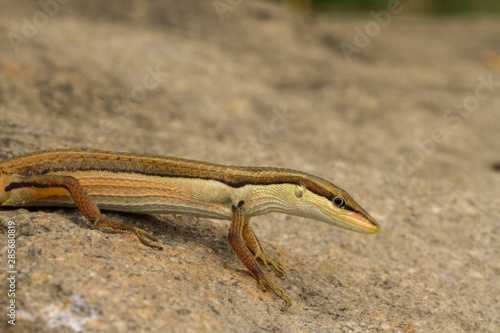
0;149;379;310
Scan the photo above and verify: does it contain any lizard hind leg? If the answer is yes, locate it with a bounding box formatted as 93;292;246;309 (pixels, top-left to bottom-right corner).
4;174;162;249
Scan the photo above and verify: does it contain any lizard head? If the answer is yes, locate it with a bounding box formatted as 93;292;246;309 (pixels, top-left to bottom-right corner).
291;177;379;234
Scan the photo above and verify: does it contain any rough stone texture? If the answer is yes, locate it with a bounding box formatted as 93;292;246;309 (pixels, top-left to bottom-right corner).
0;1;499;332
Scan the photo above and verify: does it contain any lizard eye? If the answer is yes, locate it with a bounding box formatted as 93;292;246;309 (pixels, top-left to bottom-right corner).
332;195;346;208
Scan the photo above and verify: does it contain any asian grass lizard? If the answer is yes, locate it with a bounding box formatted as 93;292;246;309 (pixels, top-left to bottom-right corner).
0;149;379;310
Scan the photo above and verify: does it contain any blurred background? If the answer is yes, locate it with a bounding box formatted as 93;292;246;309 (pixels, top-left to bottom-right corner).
281;0;500;13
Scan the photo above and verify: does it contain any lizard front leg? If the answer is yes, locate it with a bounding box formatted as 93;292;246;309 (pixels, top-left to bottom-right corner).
242;220;286;279
228;201;292;311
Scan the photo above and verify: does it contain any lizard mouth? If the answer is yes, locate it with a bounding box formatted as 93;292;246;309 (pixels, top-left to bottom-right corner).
314;206;379;234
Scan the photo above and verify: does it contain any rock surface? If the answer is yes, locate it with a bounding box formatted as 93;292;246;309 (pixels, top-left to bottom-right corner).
0;1;499;332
